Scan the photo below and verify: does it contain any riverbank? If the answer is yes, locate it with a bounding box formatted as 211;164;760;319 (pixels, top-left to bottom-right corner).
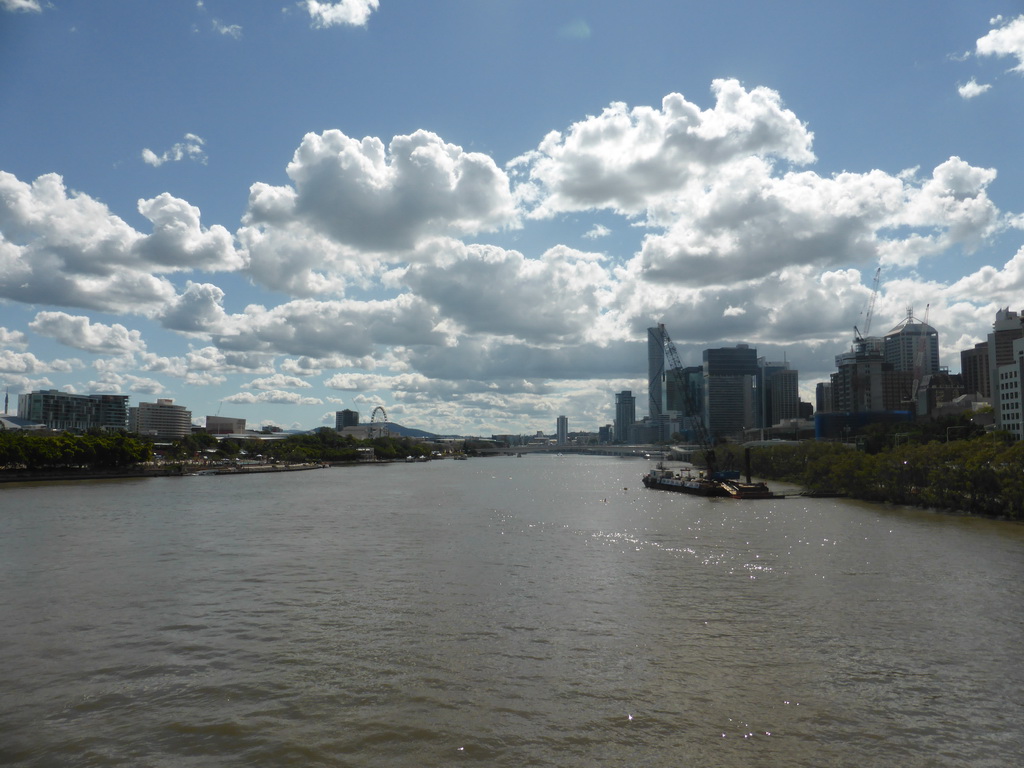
0;466;186;484
715;440;1024;520
0;462;330;484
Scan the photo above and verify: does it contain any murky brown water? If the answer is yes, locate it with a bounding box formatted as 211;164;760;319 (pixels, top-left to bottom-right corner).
2;455;1022;766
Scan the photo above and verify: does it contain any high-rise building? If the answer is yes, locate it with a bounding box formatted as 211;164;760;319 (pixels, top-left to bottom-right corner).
756;359;800;428
960;341;990;398
988;308;1024;431
667;366;702;415
336;409;359;430
661;364;704;442
830;346;911;413
988;308;1024;368
703;345;758;440
556;415;568;445
883;309;939;378
130;399;192;439
815;382;833;414
647;326;666;420
614;390;635;443
995;337;1024;441
769;368;800;424
17;390;128;432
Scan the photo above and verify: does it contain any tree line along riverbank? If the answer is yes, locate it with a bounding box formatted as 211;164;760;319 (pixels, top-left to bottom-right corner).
0;429;452;481
715;439;1024;519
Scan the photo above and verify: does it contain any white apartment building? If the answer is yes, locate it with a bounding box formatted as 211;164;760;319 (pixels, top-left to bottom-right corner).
130;399;192;440
996;338;1024;441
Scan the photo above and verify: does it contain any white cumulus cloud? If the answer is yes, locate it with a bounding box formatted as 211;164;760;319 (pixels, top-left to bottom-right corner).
0;327;28;350
243;374;313;391
142;133;208;167
244;128;517;254
631;155;1004;286
236;221;372;297
158;281;231;334
1;0;41;12
511;79;815;219
958;78;992;98
402;242;614;344
28;312;147;355
212;294;448;359
0;349;75;375
304;0;379;28
136;194;244;272
185;346;275;375
0;172;242;315
222;389;323;405
976;14;1024;72
212;19;242;38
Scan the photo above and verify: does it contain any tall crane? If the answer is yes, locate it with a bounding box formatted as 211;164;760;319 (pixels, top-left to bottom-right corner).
658;323;717;475
911;303;930;408
653;324;775;498
854;266;882;345
863;266;881;337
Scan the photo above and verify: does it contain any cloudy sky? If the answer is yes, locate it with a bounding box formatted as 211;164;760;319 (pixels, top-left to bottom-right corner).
2;1;1024;435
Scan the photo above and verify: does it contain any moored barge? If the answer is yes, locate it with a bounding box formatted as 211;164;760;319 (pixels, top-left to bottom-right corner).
642;465;776;499
642;466;728;497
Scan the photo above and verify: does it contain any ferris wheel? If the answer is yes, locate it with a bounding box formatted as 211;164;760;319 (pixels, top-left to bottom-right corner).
370;406;389;439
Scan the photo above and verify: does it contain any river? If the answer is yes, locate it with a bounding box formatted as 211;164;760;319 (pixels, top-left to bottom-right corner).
1;455;1022;767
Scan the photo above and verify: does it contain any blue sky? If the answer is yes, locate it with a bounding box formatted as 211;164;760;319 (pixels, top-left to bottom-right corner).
3;0;1024;435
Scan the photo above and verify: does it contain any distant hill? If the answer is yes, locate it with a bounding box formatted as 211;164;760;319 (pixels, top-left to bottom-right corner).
381;422;451;440
304;423;460;440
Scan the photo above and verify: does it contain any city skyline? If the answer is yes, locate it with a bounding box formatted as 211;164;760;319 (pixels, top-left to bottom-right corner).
2;2;1024;436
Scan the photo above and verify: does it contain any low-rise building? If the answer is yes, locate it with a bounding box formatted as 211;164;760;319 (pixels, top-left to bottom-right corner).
206;415;246;435
0;416;46;431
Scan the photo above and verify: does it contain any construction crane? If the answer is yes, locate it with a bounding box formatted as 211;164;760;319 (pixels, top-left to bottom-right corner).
863;266;881;336
911;303;930;408
658;323;718;476
653;324;775;498
854;266;882;344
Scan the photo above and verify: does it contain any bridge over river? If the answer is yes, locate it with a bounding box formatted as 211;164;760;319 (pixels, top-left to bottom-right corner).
473;444;700;461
